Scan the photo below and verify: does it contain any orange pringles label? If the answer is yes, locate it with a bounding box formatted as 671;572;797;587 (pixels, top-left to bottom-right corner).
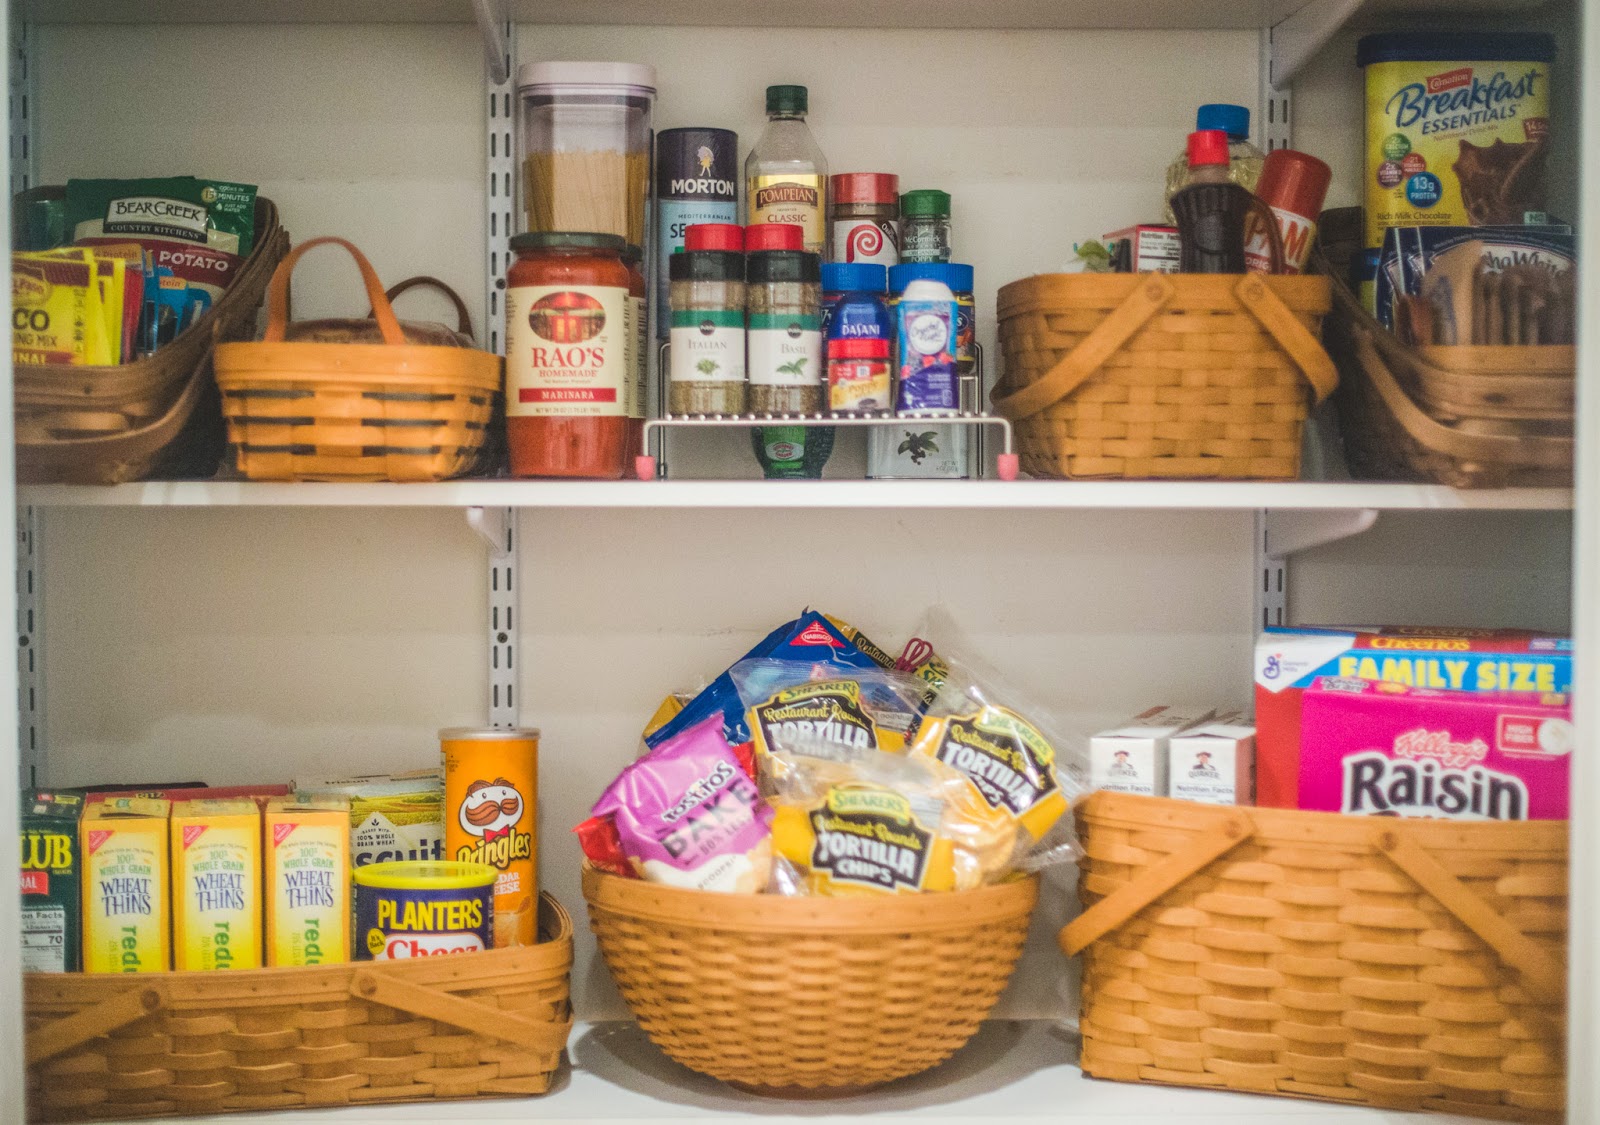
441;727;539;948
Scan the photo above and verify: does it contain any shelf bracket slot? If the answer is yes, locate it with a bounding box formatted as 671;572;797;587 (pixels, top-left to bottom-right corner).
1254;508;1379;629
467;507;518;729
16;506;43;788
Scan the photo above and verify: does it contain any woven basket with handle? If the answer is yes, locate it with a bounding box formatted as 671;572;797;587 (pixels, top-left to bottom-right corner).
583;866;1037;1094
25;893;573;1122
993;273;1336;480
1062;793;1565;1121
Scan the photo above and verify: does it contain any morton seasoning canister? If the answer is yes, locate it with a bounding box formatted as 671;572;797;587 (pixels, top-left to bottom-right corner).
442;727;539;949
656;127;739;337
353;861;495;961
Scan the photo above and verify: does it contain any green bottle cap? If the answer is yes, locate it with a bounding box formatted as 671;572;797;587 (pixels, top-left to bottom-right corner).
766;84;808;115
900;189;952;217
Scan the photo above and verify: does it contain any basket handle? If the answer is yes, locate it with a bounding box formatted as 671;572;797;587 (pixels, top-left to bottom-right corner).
1233;275;1338;403
1059;808;1252;957
350;969;572;1053
25;985;166;1067
262;236;406;346
1375;830;1565;1004
991;273;1174;421
372;276;475;342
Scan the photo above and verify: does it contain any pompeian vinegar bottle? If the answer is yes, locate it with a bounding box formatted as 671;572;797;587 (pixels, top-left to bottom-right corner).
746;84;828;257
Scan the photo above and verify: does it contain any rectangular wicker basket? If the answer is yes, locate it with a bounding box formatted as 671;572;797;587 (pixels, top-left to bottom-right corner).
1062;793;1565;1122
993;273;1337;480
24;893;573;1122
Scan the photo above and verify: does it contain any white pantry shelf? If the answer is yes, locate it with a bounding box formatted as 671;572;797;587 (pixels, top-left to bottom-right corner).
15;480;1576;511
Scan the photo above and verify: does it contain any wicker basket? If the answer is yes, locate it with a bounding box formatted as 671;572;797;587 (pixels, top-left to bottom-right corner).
24;893;573;1122
993;272;1336;480
213;237;500;482
1061;793;1566;1121
583;866;1038;1094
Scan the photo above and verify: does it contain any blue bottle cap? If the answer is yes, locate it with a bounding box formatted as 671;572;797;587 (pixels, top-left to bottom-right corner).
887;262;974;294
821;262;888;294
1196;103;1250;141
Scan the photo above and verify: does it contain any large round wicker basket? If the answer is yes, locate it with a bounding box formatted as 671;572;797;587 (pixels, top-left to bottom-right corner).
582;866;1038;1094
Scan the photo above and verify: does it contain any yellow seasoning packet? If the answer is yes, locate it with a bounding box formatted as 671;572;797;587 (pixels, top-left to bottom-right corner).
13;252;111;366
908;704;1068;845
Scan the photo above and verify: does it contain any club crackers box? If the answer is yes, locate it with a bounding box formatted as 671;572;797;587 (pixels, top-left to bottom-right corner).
1254;626;1571;809
20;790;85;973
1089;706;1215;797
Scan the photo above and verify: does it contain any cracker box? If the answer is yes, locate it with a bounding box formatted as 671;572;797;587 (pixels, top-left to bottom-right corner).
171;798;263;970
1089;706;1215;797
265;795;351;966
1299;678;1570;820
82;797;171;973
1168;715;1256;807
20;790;85;973
1104;224;1180;273
1254;626;1571;809
296;769;445;868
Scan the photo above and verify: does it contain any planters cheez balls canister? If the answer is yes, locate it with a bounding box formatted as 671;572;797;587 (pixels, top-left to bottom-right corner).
656;127;739;336
442;727;539;949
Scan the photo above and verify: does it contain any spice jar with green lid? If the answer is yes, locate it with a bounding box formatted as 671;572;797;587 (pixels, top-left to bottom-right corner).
668;243;746;414
746;249;822;413
900;189;952;264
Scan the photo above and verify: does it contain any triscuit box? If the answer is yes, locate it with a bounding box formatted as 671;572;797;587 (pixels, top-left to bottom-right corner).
171;798;263;971
20;790;85;973
265;795;351;967
82;797;170;974
1168;713;1256;806
1089;706;1215;797
296;770;444;869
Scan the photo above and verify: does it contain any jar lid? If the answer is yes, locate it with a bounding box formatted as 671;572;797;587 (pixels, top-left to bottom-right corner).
747;250;821;284
669;249;745;283
831;173;899;205
888;262;973;294
1254;149;1332;218
827;337;890;358
685;223;745;252
1356;31;1554;66
510;231;628;254
900;189;951;217
517;60;657;93
622;243;643;265
766;84;808;115
1195;104;1250;141
822;262;888;294
744;224;805;252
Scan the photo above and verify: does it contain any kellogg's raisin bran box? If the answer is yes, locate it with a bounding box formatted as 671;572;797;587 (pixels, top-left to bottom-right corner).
1254;626;1571;809
1298;678;1571;820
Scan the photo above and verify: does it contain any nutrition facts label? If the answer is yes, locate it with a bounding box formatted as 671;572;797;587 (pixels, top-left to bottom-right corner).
22;905;66;973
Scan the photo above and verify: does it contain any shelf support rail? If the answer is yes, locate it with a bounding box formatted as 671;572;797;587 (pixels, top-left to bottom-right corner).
1254;508;1379;629
481;2;514;360
16;506;42;788
466;507;519;729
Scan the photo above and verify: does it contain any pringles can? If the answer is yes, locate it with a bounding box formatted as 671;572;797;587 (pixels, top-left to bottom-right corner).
441;727;539;948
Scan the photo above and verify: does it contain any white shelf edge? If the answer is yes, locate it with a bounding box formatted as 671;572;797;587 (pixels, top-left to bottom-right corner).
15;480;1575;511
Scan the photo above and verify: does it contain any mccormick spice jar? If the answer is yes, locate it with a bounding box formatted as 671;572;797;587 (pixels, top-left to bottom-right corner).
746;249;822;413
669;226;746;415
506;231;641;479
655;127;739;337
829;173;899;266
900;189;952;263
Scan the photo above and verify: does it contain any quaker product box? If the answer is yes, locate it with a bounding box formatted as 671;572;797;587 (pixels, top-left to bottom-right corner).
1089;706;1215;797
82;797;171;974
265;795;351;967
296;769;444;869
171;798;263;971
1104;224;1180;273
20;790;85;973
1299;678;1571;820
1167;714;1256;807
1254;626;1572;809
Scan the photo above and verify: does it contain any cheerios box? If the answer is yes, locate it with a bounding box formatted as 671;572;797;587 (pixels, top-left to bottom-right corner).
1254;626;1571;810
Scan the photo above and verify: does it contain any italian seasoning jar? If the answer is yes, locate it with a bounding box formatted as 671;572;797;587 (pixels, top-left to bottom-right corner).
669;242;746;415
746;249;822;413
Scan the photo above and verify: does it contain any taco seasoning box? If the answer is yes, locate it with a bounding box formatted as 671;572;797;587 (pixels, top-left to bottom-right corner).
821;262;891;413
872;263;975;478
20;790;84;973
506;231;641;479
171;798;262;971
829;173;899;266
442;727;539;949
82;797;170;973
656;127;739;336
746;85;827;256
265;795;351;967
747;249;823;413
900;190;952;264
354;861;496;961
1358;32;1554;250
669;227;747;415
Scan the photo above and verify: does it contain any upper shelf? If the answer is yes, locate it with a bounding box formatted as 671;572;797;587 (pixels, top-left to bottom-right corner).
15;480;1575;511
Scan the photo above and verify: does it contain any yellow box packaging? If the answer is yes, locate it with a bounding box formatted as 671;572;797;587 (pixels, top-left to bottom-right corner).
12;252;113;367
264;795;351;966
82;797;170;973
171;798;262;971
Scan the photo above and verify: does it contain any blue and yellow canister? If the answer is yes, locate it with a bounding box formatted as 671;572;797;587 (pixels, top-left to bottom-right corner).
352;860;495;961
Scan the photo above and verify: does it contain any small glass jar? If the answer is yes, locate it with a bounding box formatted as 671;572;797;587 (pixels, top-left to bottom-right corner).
900;189;952;264
828;172;900;266
746;250;822;414
668;249;746;414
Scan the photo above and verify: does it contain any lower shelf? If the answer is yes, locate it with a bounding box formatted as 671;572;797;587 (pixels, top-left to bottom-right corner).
154;1019;1469;1123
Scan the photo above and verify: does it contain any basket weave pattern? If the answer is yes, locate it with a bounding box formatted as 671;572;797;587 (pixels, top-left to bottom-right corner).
1062;794;1566;1122
583;867;1037;1092
994;273;1335;480
25;894;573;1121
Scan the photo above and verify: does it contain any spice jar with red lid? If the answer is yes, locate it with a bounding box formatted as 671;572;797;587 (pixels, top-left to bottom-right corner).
829;172;900;266
744;223;805;253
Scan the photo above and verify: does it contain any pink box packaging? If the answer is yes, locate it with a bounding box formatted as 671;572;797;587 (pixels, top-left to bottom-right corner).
1299;678;1572;821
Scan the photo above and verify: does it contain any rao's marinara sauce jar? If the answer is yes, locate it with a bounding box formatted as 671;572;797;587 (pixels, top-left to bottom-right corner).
506;231;641;478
